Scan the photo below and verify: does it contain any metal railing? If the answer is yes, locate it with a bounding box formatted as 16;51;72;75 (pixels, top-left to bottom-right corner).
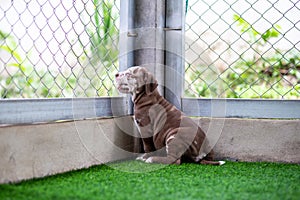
185;0;300;99
0;0;120;98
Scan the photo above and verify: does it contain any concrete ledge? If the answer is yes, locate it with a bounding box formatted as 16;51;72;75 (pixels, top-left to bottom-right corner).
0;117;299;183
0;117;140;183
197;118;300;164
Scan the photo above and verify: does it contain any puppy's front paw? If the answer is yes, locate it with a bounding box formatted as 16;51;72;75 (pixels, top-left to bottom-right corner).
145;157;154;163
145;156;180;164
136;154;147;162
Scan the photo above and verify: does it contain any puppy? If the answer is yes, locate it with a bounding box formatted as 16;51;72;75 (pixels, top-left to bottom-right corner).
115;66;224;165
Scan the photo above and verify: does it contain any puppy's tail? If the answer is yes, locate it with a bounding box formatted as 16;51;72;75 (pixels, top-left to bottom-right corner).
200;160;226;166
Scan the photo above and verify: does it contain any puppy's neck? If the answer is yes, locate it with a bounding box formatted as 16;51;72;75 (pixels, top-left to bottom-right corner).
132;89;160;104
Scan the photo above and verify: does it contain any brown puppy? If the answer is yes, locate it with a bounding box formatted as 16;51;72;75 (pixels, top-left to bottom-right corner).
115;66;225;165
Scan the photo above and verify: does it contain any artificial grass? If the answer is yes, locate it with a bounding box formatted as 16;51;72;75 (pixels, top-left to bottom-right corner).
0;161;299;200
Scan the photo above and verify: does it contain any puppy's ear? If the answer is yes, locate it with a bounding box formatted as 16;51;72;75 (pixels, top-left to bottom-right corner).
144;70;158;95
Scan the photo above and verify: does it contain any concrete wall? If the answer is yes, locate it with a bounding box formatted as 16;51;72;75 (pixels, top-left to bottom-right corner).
0;117;140;183
197;118;300;163
0;117;299;183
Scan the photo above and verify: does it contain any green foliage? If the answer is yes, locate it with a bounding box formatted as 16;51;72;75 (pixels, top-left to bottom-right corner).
0;0;119;98
0;31;77;98
185;64;219;97
76;0;119;97
185;14;300;99
87;0;118;65
0;161;299;200
0;30;24;70
233;14;282;52
226;14;300;98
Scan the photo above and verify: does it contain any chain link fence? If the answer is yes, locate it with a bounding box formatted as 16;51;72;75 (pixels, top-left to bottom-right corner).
185;0;300;99
1;0;299;99
0;0;120;98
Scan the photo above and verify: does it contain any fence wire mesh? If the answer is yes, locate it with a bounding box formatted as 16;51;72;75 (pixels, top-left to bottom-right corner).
185;0;300;99
1;0;299;99
0;0;120;98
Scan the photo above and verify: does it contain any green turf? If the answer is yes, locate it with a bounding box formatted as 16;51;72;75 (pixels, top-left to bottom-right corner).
0;161;299;200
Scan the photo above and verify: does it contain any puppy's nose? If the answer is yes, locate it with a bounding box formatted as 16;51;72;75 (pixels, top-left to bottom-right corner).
115;73;120;78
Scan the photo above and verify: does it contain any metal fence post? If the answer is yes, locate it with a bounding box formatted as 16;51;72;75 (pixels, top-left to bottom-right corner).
165;0;185;110
122;0;184;109
119;0;136;114
119;0;135;72
131;0;166;96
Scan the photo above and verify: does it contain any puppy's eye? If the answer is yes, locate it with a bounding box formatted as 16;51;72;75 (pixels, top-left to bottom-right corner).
125;73;135;79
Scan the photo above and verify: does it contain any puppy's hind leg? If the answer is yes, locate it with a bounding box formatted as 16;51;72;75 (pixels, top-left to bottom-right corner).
199;150;225;165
